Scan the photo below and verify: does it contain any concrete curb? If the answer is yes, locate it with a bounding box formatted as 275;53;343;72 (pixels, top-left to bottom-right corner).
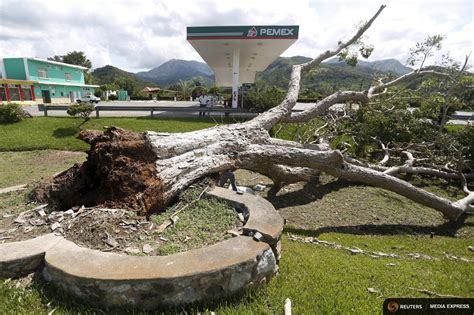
206;187;284;259
0;233;62;278
0;187;284;308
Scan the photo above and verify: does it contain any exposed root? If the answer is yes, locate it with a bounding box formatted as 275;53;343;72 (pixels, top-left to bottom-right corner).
33;127;164;215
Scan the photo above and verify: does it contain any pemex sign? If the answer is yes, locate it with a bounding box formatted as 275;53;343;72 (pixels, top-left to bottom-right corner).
187;25;299;40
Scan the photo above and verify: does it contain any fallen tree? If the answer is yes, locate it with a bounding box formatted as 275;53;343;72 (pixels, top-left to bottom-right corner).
34;5;474;221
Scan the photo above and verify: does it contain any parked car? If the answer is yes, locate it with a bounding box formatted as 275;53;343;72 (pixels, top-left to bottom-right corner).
76;95;100;104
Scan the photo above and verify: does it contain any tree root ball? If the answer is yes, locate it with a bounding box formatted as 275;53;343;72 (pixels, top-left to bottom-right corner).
33;127;164;215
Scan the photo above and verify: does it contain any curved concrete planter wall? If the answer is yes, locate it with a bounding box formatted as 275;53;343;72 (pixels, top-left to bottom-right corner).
0;187;284;309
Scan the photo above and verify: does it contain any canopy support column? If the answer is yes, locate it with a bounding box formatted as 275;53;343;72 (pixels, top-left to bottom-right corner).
231;48;240;109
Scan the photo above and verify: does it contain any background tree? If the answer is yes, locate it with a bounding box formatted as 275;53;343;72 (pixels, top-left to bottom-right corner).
177;80;194;100
49;51;94;84
208;85;221;95
62;51;92;69
247;85;285;112
192;86;207;99
114;77;138;96
48;51;92;69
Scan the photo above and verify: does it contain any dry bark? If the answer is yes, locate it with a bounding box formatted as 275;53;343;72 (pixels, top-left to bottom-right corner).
34;5;473;221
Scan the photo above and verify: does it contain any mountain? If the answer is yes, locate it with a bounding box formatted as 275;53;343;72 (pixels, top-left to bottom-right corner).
257;56;413;90
325;58;412;75
92;57;414;94
92;65;156;89
258;56;371;90
136;59;214;86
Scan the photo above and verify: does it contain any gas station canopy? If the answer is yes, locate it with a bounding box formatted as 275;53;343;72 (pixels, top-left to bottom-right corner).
187;25;298;86
187;25;299;108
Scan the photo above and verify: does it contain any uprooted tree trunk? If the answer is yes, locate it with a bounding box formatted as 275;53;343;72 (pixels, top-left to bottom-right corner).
34;5;474;221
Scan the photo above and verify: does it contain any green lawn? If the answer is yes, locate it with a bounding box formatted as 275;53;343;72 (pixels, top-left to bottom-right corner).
0;235;472;314
0;150;85;188
0;116;242;151
0;117;473;314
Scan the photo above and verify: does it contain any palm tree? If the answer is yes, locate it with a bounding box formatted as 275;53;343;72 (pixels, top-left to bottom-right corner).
177;80;194;100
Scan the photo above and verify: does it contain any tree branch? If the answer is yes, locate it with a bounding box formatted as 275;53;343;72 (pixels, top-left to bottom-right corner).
249;4;387;129
283;91;369;123
370;137;390;166
368;70;452;97
331;163;470;220
384;151;415;175
239;145;471;220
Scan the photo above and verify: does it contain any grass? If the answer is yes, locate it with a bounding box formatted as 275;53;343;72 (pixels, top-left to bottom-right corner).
0;150;85;188
0;235;472;314
0;190;32;216
0;119;473;313
149;189;238;255
0;116;244;151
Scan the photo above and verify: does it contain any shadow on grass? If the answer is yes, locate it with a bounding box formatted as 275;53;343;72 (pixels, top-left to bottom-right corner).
52;120;87;138
284;214;473;237
30;271;261;314
52;127;79;138
267;178;355;209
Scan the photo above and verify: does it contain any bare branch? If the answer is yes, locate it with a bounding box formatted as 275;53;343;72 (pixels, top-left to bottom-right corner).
368;70;452;97
332;163;470;220
458;52;470;74
384;151;415;175
402;151;415;167
250;5;387;129
460;172;472;195
242;145;472;220
267;138;330;151
345;155;474;181
284;91;369;123
370;137;390;166
300;4;387;70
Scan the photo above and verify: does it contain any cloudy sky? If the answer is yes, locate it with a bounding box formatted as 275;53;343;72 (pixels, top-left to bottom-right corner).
0;0;472;72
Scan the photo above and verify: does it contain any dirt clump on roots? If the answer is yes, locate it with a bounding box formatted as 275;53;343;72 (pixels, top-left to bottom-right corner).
32;127;164;215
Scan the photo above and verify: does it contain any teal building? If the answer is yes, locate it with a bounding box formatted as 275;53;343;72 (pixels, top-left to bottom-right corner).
0;57;99;104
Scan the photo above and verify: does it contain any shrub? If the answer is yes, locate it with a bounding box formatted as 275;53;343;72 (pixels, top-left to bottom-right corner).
453;125;474;170
108;94;118;101
157;96;175;101
0;103;31;124
130;96;151;101
67;103;94;121
247;86;285;113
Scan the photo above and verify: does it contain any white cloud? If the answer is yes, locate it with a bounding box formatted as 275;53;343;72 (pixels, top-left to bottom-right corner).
0;0;472;72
